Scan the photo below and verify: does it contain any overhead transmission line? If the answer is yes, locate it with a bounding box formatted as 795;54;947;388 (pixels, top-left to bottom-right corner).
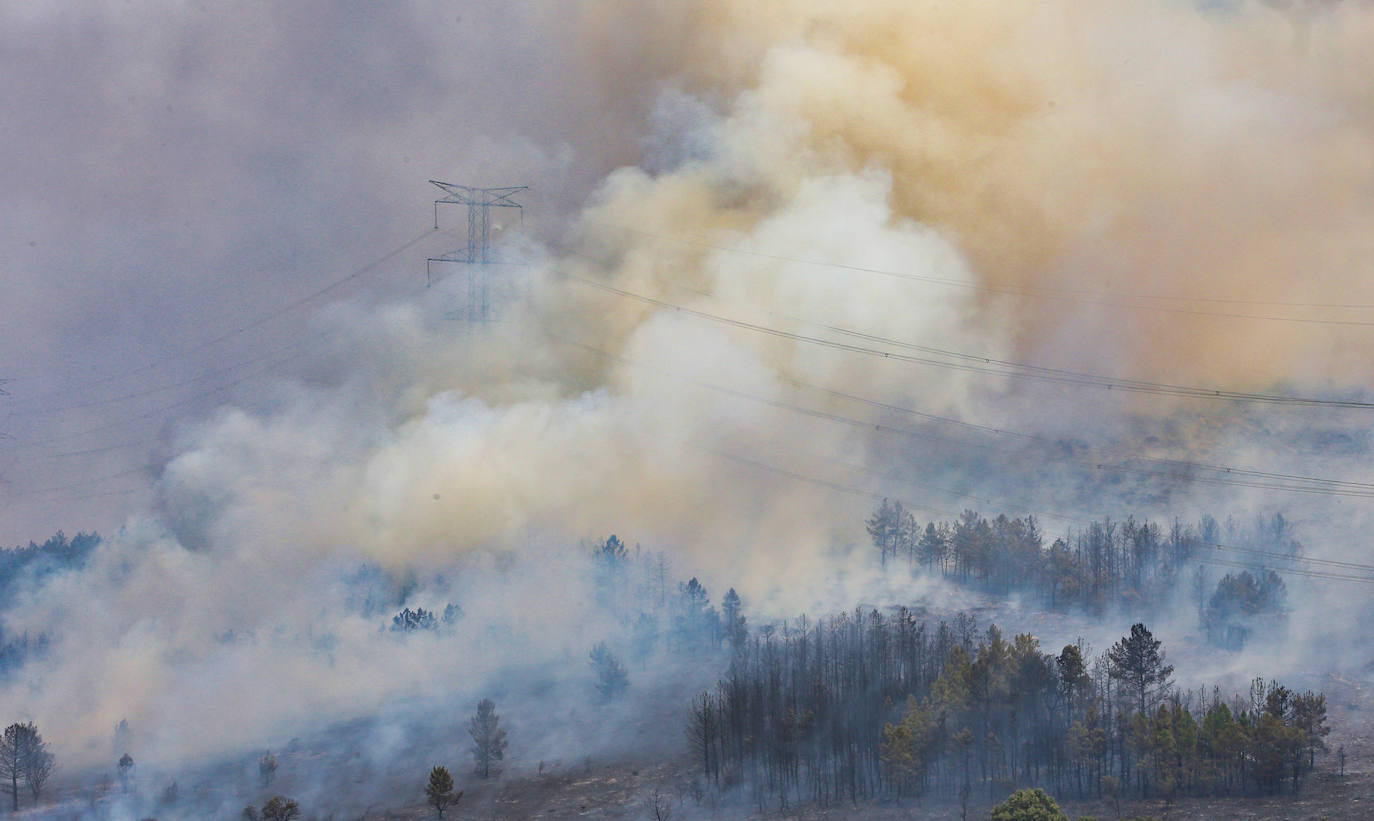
688;414;1374;584
3;262;440;456
701;429;1374;585
3;227;436;411
559;272;1374;410
558;333;1374;504
592;220;1374;322
554;332;1374;582
652;276;1374;495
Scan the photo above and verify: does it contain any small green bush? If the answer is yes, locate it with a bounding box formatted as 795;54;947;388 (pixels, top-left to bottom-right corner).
990;788;1069;821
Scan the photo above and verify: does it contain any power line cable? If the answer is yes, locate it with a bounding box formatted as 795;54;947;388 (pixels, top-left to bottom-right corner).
560;271;1374;410
3;227;436;410
557;332;1374;582
656;276;1374;493
591;220;1374;319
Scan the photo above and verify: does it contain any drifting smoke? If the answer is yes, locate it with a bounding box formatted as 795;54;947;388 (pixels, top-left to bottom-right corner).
1;1;1372;810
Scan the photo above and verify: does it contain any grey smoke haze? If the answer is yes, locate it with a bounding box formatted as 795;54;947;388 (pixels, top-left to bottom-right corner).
0;0;1372;809
0;2;639;538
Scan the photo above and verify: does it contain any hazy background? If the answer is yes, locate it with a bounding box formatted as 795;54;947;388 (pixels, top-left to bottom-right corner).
0;2;637;538
1;0;1373;793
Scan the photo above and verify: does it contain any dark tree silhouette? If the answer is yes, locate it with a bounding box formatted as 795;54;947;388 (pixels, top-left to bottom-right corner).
721;588;748;651
117;752;134;792
112;718;131;759
469;698;507;778
259;751;278;788
0;722;46;811
1106;623;1174;714
589;642;629;700
687;608;1324;810
24;742;52;801
392;607;438;631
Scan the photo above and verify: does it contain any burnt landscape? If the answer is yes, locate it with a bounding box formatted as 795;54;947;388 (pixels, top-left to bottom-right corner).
4;2;1374;820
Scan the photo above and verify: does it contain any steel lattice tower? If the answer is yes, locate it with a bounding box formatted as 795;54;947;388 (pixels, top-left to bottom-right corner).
426;181;528;323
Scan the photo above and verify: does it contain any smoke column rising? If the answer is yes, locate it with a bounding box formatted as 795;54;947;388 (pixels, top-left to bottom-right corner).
1;0;1372;796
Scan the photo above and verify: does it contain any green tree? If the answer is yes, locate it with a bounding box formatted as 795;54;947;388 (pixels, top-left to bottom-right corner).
1106;624;1174;714
1290;691;1330;769
260;795;301;821
470;698;507;778
425;766;462;818
866;498;902;567
990;787;1069;821
880;696;936;798
1056;644;1091;720
720;588;748;651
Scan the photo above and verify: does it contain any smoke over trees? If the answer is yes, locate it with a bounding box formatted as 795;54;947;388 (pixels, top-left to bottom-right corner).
1203;570;1287;649
688;611;1328;810
866;504;1306;626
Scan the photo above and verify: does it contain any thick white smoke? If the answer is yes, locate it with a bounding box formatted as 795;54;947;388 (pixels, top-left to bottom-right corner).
3;0;1373;797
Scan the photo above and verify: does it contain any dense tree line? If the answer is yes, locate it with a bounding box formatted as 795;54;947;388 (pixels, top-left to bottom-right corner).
866;503;1293;630
687;611;1328;811
0;531;100;676
0;530;100;605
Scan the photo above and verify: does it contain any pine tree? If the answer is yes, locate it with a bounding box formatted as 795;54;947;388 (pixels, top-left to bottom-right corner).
1106;623;1174;715
720;588;747;651
469;699;507;778
1056;644;1091;720
425;766;461;818
589;642;629;700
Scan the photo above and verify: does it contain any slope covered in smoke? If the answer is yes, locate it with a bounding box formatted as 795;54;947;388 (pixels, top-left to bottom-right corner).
0;0;1371;806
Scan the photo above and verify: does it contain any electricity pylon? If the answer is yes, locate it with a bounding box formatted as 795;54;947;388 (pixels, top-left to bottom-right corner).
426;181;528;322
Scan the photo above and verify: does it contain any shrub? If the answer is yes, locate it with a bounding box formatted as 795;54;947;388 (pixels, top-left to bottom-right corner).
990;788;1069;821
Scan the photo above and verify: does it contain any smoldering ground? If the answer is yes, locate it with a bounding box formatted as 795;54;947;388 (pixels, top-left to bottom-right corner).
2;0;1374;816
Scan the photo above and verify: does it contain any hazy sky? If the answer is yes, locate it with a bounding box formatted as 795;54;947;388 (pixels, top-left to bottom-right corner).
0;2;635;542
5;1;1374;554
4;0;1374;776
